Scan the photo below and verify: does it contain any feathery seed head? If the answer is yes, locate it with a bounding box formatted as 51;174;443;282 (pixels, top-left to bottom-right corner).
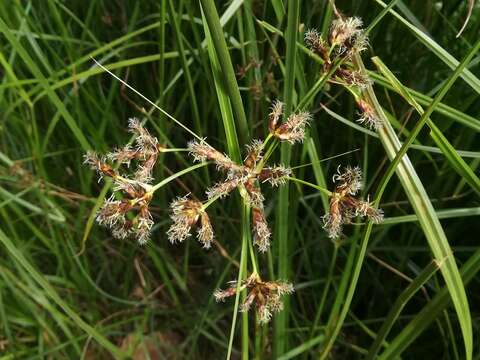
135;207;154;245
258;165;292;187
84;119;160;244
329;17;364;48
356;99;383;131
333;165;363;195
167;196;203;243
324;166;384;238
336;68;372;89
356;198;384;223
268;100;284;134
83;151;116;179
206;177;246;200
167;196;214;248
244;139;264;169
188;139;239;172
304;28;328;59
271;111;312;144
244;179;265;208
197;212;214;249
252;207;271;252
128;118;158;151
214;273;294;324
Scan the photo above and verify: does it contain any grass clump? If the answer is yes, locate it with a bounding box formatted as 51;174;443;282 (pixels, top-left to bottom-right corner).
0;1;479;359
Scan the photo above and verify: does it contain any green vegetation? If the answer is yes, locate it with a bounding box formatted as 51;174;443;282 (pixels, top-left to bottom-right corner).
1;1;479;359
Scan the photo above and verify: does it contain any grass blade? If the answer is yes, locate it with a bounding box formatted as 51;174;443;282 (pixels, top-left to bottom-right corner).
366;260;441;359
355;50;475;360
0;228;126;359
273;1;300;356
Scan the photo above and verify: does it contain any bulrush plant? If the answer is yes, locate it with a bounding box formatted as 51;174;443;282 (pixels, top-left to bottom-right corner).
84;100;311;324
323;166;384;239
214;273;294;324
83;11;385;332
305;16;384;130
84;118;162;244
184;100;310;253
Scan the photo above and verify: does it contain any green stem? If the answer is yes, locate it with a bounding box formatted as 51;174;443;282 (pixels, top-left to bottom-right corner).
149;162;209;193
199;0;249;145
286;177;332;196
366;260;441;359
226;201;250;360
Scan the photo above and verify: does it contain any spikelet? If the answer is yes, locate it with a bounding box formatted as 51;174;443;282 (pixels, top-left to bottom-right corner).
188;139;239;172
270;106;312;144
167;195;214;249
214;273;294;324
324;166;384;238
333;165;362;195
356;99;384;131
258;165;292;186
252;207;271;252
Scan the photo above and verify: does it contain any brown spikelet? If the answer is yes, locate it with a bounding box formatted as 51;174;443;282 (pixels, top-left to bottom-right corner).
214;273;294;324
252;207;271;252
323;166;384;238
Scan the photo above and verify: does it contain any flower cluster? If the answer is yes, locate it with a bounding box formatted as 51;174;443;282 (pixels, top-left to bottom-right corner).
323;166;384;238
84;118;161;244
268;100;311;144
82;12;386;331
180;100;308;253
304;17;384;130
167;195;214;249
214;273;294;324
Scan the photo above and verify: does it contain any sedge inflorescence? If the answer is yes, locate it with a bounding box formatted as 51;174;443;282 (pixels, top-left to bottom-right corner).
323;165;384;239
214;272;294;324
304;17;384;130
83;14;385;327
185;99;310;254
84;118;162;244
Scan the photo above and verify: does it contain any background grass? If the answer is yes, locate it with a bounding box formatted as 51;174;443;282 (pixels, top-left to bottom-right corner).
1;0;479;359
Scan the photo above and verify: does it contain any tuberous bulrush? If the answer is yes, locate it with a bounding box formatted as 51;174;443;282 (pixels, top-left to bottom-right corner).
167;196;214;249
252;207;271;253
329;17;366;54
83;119;160;244
258;165;292;187
188;139;240;173
356;98;384;131
268;100;312;144
335;68;372;89
213;273;294;324
305;18;373;111
323;165;384;238
304;28;330;63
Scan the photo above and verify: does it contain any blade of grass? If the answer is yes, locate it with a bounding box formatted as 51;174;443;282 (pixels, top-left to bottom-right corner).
273;1;300;356
378;246;480;359
382;207;480;225
353;48;476;360
0;228;126;359
0;17;91;151
366;260;441;359
372;55;480;195
199;0;249;145
372;0;480;94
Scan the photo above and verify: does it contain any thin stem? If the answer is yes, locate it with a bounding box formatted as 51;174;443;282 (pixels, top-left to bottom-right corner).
202;193;223;210
286;176;332;196
256;139;279;172
248;231;259;275
91;57;204;142
160;148;189;153
226;206;249;360
149;162;209;193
